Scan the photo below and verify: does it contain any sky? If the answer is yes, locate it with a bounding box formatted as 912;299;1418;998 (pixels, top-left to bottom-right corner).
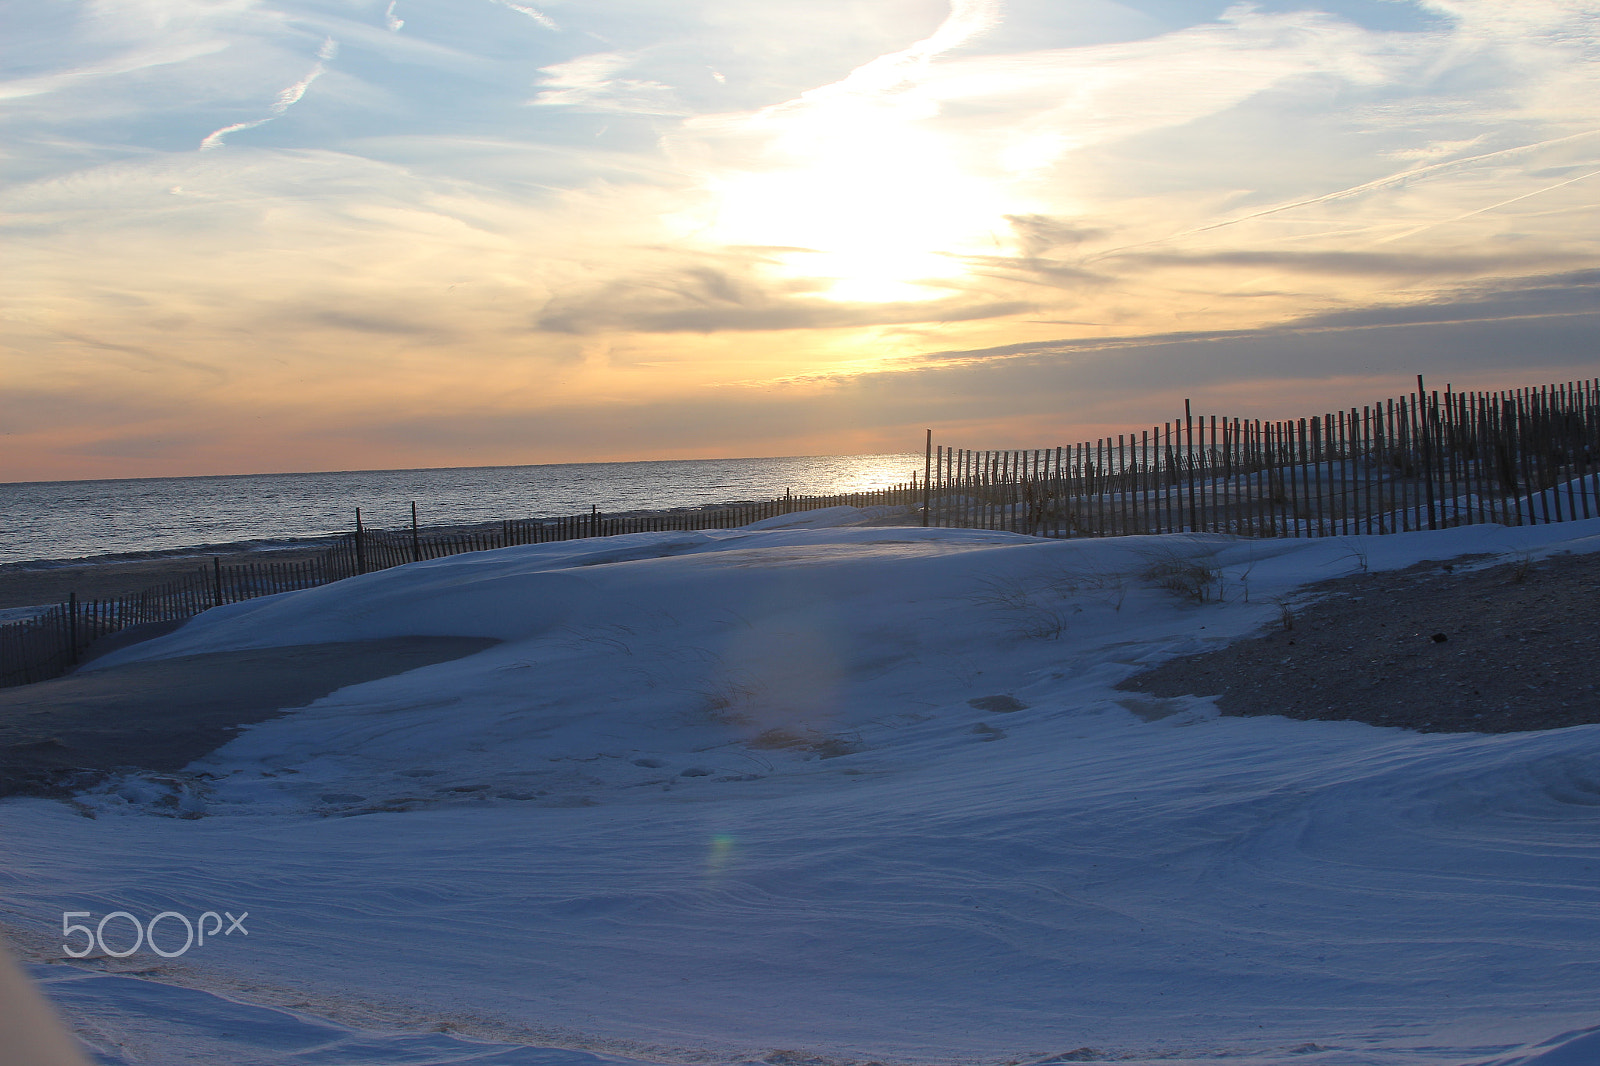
3;0;1598;481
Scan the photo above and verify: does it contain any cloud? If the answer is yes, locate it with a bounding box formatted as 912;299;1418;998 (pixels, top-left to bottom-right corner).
1115;128;1600;255
529;52;684;115
0;388;186;437
914;269;1600;372
0;38;230;102
1004;214;1108;257
200;37;338;149
311;275;1600;463
664;2;1521;311
787;0;1001;105
492;1;559;32
1110;249;1593;277
953;253;1106;289
300;309;460;341
8;0;1600;479
536;262;1033;333
44;330;230;383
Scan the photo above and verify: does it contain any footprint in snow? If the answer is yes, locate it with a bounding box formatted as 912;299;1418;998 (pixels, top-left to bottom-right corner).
968;694;1028;713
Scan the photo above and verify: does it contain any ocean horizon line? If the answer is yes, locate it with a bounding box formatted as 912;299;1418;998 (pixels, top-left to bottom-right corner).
0;453;927;565
1;449;922;490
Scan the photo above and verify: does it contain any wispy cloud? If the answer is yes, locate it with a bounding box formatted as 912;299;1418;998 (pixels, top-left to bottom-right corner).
783;0;1001;105
6;0;1600;478
0;39;230;102
917;270;1600;366
528;51;682;114
1097;128;1600;259
492;0;559;32
199;37;338;150
1109;249;1591;277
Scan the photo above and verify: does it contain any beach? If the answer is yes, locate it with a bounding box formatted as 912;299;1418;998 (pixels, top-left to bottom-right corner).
3;514;1599;1064
5;524;1597;801
0;502;919;613
1119;547;1600;733
0;545;340;613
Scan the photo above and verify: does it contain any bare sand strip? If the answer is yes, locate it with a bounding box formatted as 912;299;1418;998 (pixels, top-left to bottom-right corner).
0;505;915;612
0;636;500;798
1120;550;1600;733
0;547;338;612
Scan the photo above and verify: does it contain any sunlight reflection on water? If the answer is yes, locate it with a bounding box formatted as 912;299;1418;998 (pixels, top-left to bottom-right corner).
0;454;923;563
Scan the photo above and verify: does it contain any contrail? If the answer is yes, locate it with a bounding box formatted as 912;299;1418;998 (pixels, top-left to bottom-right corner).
199;37;338;150
1186;129;1600;238
1088;127;1600;261
1373;166;1600;245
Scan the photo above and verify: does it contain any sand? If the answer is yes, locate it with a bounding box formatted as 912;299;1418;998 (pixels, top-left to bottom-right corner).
1119;549;1600;733
0;636;500;799
0;547;338;612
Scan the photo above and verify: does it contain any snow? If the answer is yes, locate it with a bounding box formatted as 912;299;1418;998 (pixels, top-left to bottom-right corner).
29;963;645;1065
4;514;1600;1065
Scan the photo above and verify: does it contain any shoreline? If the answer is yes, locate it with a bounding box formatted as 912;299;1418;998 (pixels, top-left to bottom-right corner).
0;499;778;572
0;500;905;611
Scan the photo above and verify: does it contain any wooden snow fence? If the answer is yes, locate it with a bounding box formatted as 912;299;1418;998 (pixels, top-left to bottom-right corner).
4;375;1597;688
919;377;1600;539
0;486;915;687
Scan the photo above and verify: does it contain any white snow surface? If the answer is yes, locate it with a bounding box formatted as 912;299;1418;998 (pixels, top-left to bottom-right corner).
5;514;1600;1065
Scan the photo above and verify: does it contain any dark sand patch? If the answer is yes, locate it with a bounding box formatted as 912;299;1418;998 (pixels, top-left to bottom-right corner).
0;636;499;798
1119;550;1600;733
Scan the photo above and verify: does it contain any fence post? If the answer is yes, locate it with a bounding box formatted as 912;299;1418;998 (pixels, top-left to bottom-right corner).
1184;400;1198;533
411;502;422;562
67;591;79;665
355;508;367;575
1417;375;1438;530
213;556;224;607
922;429;932;526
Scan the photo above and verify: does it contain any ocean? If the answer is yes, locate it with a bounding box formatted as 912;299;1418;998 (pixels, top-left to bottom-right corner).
0;453;923;565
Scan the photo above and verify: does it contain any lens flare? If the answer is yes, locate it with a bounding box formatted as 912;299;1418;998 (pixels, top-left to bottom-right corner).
707;833;736;878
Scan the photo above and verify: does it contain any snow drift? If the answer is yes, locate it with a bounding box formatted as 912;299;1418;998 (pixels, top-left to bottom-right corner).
3;514;1599;1065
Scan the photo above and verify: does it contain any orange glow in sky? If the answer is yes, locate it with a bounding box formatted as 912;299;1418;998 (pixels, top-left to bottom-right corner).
3;0;1598;481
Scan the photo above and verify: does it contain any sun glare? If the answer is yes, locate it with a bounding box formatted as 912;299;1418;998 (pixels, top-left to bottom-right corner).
701;105;1014;304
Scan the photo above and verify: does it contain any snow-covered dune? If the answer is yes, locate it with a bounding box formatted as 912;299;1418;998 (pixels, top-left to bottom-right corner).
5;516;1600;1065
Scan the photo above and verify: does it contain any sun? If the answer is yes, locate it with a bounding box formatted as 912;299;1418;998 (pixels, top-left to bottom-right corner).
696;102;1014;304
